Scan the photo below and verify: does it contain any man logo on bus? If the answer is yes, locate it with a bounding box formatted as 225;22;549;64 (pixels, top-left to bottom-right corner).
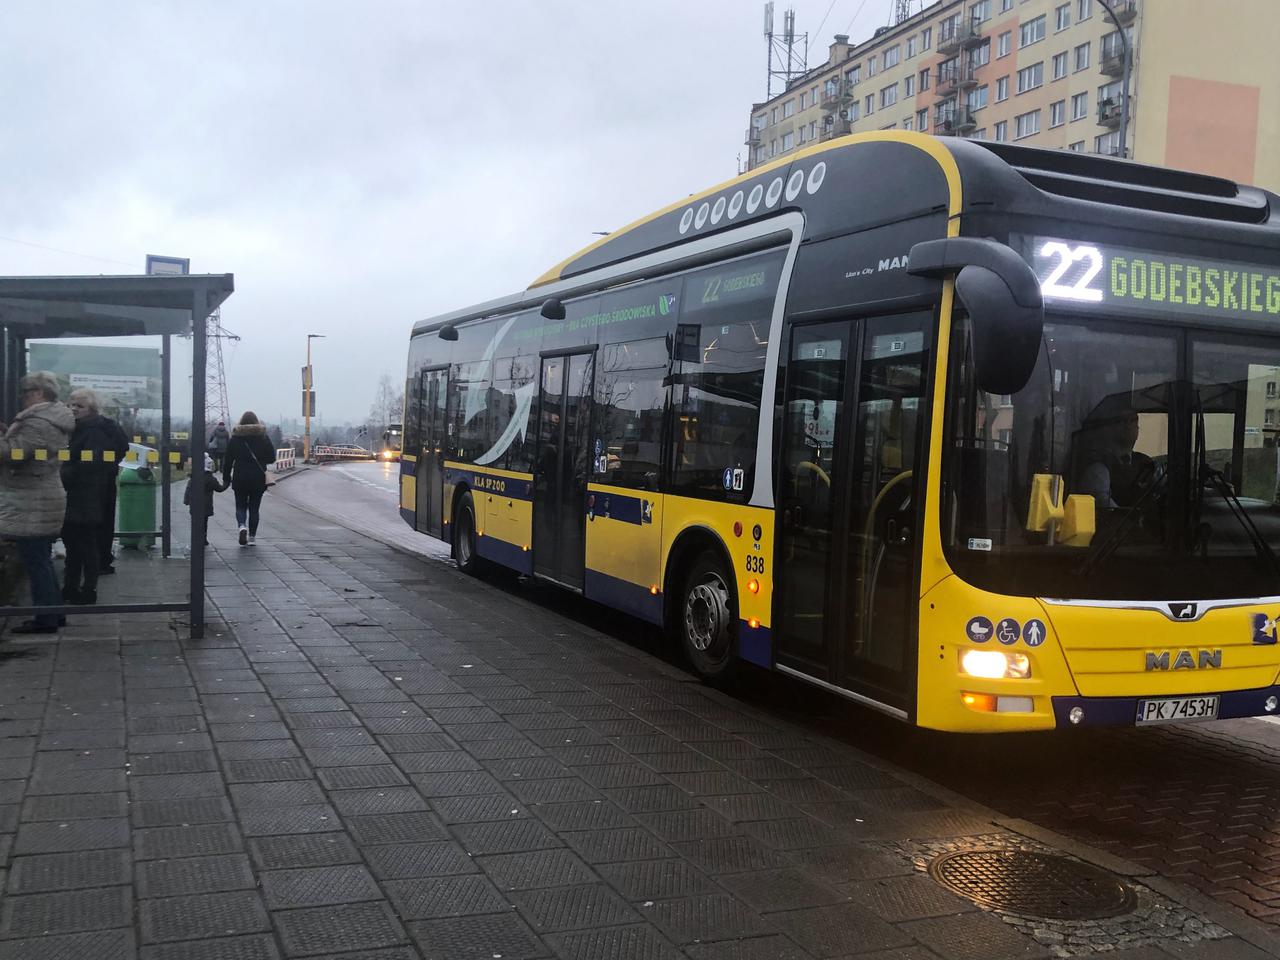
1252;613;1279;645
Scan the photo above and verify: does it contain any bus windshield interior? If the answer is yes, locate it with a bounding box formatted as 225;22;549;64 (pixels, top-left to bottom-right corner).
944;315;1280;600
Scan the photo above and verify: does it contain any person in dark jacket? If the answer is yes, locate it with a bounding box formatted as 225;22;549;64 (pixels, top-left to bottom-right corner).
207;420;230;471
222;411;276;546
61;389;117;605
184;454;226;547
96;414;130;574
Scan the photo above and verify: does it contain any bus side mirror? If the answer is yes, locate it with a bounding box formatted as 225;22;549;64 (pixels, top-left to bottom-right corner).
438;324;459;341
908;237;1044;396
540;298;566;320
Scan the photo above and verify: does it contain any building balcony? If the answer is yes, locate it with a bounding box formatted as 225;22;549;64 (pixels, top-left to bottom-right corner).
745;127;762;146
1097;98;1126;128
820;83;855;110
935;62;978;98
1108;0;1138;24
935;106;976;135
821;118;853;141
938;18;982;56
1100;50;1126;76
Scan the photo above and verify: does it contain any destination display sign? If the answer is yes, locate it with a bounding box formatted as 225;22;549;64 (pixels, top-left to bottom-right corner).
1020;236;1280;324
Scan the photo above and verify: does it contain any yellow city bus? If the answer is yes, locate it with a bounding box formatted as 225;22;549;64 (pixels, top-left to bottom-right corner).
400;131;1280;732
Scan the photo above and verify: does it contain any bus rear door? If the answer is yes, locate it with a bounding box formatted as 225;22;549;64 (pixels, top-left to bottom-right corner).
416;366;448;538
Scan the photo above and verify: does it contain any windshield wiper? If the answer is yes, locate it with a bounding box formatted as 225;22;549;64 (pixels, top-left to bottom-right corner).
1075;461;1166;577
1190;391;1280;577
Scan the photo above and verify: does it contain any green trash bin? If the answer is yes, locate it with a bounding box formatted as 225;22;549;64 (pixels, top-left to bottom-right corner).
117;462;157;550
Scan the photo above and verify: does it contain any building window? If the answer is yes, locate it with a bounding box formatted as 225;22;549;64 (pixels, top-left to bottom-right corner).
1050;100;1065;126
1055;3;1070;30
918;108;929;130
922;26;933;49
904;115;914;131
1077;0;1092;20
907;36;918;58
970;39;991;68
1016;62;1044;93
904;74;915;96
971;0;991;21
798;92;806;110
1099;79;1122;105
809;120;817;139
1074;41;1090;72
770;106;778;124
1071;91;1088;120
847;64;862;85
1068;140;1085;151
1095;129;1122;155
1001;0;1013;9
1268;381;1278;399
1015;109;1041;139
811;85;819;104
1052;51;1068;80
1020;15;1046;47
755;146;766;164
782;131;794;150
797;127;806;145
1266;409;1277;427
884;45;901;68
998;31;1011;57
880;83;899;108
783;99;795;118
995;120;1008;141
769;139;777;157
967;85;989;111
1101;29;1130;66
868;54;878;76
865;94;875;115
920;68;931;90
849;101;861;121
971;128;988;140
996;76;1010;101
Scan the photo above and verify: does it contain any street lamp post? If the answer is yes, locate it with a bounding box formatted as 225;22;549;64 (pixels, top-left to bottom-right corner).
1095;0;1131;159
304;333;325;462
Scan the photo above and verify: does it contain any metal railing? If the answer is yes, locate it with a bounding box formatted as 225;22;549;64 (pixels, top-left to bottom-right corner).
312;445;375;463
275;448;296;471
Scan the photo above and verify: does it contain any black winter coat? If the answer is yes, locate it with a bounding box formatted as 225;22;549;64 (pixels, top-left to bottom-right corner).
184;471;226;517
222;423;276;492
61;414;116;526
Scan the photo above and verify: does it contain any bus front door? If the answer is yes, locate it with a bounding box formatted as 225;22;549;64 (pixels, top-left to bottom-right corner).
533;349;595;590
776;314;927;715
416;366;448;538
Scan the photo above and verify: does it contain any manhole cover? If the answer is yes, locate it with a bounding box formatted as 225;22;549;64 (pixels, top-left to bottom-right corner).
928;850;1137;920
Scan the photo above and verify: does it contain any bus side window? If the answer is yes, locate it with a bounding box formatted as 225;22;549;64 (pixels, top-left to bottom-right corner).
596;338;668;491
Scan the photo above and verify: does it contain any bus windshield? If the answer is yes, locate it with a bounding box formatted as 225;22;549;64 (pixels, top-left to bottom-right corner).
944;315;1280;600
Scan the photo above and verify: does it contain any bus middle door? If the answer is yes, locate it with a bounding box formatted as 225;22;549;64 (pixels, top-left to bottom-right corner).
415;365;448;538
533;348;596;590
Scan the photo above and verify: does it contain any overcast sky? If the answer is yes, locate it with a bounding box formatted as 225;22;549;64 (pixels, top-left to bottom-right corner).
2;0;894;428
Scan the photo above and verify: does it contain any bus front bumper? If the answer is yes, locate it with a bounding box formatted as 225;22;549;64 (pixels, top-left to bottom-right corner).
1053;685;1280;728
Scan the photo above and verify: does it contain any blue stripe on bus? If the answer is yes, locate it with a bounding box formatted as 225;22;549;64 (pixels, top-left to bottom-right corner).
400;459;416;478
400;506;415;526
1053;685;1280;728
585;490;648;525
444;466;534;501
478;535;533;575
738;621;772;668
584;569;663;626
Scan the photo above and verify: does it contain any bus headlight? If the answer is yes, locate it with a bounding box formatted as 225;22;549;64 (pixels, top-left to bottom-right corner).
961;649;1031;680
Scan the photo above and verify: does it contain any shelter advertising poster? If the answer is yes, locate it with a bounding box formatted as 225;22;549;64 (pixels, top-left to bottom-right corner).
27;342;162;412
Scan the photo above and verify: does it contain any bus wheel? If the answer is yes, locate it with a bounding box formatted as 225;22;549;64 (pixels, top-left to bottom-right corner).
454;492;479;574
679;551;738;682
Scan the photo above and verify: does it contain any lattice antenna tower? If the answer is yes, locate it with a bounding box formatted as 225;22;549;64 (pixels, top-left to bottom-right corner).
764;3;808;98
893;0;916;25
205;309;240;429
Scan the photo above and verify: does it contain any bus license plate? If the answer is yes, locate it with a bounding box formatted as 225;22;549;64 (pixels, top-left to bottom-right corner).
1135;696;1219;725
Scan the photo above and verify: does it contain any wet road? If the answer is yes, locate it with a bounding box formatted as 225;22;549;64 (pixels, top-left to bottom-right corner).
282;461;1280;928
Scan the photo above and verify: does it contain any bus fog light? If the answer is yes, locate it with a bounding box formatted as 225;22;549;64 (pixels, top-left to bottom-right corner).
996;696;1034;713
961;649;1031;680
1266;696;1278;713
1069;706;1085;725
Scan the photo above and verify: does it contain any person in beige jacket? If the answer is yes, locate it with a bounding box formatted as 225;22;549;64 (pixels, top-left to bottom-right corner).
0;372;74;633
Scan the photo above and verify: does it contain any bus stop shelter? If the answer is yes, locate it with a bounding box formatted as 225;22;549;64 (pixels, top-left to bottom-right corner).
0;273;234;639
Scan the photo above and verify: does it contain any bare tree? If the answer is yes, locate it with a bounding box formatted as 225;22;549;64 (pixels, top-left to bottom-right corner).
368;374;405;430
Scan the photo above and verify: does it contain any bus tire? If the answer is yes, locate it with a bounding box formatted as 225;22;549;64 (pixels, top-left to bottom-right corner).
453;492;480;574
678;549;738;683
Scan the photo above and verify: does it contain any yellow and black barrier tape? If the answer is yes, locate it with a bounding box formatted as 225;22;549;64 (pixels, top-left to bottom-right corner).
5;449;184;464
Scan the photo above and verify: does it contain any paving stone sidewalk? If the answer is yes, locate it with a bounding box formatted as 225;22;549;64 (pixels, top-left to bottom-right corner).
0;497;1273;959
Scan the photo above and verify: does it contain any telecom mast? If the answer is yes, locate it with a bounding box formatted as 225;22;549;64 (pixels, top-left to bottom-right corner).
764;3;808;98
893;0;918;24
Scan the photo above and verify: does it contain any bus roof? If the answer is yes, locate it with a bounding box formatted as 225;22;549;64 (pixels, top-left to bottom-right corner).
412;131;1280;338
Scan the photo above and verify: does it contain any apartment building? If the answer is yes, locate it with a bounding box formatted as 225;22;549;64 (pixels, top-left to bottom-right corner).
745;0;1280;191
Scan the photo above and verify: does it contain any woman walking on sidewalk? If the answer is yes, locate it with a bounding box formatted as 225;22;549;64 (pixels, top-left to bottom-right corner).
222;411;275;546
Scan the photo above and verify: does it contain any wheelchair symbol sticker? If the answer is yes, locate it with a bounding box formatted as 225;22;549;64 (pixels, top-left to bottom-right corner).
1022;619;1046;647
996;618;1021;645
965;616;993;643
